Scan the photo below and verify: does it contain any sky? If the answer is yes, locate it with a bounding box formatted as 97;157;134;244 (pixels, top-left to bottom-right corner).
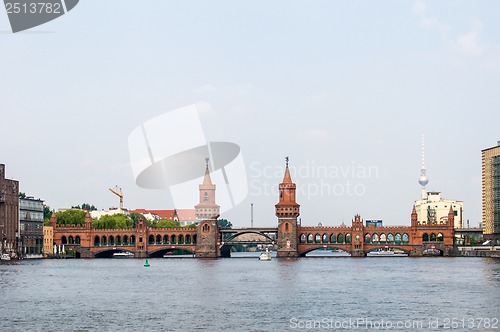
1;1;499;228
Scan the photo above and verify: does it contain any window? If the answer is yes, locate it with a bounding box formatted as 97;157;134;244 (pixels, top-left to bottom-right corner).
204;192;208;201
365;234;371;244
315;234;321;243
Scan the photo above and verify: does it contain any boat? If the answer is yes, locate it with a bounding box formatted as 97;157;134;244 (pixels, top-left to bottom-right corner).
423;248;442;256
1;253;11;261
259;248;272;261
367;248;408;257
112;252;134;258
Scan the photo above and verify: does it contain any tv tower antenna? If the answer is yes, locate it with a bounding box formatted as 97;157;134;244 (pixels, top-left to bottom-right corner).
418;134;429;199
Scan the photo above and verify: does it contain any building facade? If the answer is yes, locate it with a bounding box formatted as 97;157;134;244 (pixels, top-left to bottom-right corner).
20;197;44;258
414;192;464;229
0;164;19;258
176;209;197;226
482;141;500;244
43;226;53;257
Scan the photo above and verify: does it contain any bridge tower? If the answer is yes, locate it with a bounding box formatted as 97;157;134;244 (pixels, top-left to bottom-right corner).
276;157;300;257
195;159;220;258
351;215;365;257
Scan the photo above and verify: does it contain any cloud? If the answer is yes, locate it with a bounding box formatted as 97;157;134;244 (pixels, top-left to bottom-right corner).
411;0;426;14
412;0;450;41
411;1;488;57
300;129;328;140
456;18;485;55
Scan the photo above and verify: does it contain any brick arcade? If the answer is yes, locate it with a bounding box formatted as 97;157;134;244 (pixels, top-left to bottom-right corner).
52;159;455;258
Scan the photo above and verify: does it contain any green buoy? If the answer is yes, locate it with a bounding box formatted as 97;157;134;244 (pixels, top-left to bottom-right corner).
144;259;150;267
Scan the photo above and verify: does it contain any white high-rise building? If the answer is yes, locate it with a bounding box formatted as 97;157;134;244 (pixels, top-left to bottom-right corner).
414;136;464;228
414;192;464;229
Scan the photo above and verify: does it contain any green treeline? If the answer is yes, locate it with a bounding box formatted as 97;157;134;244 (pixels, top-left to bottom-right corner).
53;210;197;229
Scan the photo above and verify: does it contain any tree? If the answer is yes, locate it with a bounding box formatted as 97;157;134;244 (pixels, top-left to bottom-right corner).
92;214;134;229
154;219;181;228
217;219;233;229
81;203;97;211
55;209;86;225
130;212;146;224
184;223;197;228
19;192;26;199
43;204;52;226
71;203;97;211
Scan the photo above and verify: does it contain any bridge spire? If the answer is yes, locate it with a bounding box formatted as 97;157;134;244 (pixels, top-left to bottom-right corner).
276;158;300;258
283;156;292;184
195;158;220;258
202;157;213;185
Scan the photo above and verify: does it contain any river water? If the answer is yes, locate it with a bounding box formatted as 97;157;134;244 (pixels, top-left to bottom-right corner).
1;254;499;331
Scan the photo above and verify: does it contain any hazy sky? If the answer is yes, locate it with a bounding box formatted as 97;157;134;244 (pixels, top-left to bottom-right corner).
1;1;499;228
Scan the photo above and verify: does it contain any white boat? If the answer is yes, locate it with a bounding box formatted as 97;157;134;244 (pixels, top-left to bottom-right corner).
422;248;442;256
113;252;134;258
259;248;272;261
1;253;11;261
367;248;408;257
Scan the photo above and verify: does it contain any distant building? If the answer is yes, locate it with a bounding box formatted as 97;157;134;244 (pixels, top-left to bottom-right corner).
130;209;176;222
414;192;464;228
0;164;19;257
482;141;500;244
176;209;197;226
43;226;53;258
90;208;129;220
20;196;44;258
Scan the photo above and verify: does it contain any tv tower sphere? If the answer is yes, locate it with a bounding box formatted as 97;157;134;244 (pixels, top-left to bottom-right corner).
419;174;429;186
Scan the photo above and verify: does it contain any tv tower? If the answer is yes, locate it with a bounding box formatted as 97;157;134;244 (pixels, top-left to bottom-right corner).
418;134;429;199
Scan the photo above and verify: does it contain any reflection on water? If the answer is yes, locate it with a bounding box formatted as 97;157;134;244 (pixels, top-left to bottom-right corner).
0;257;499;331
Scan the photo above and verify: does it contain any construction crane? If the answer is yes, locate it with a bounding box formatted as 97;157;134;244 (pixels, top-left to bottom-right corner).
109;185;123;211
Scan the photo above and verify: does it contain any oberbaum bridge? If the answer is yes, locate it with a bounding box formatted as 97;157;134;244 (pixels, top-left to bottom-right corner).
51;159;456;258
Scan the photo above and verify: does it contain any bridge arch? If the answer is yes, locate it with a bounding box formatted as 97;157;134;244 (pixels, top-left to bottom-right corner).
298;245;352;257
148;247;195;258
322;233;328;243
94;248;135;258
387;233;394;244
365;233;371;243
337;234;344;243
330;234;336;243
223;230;275;243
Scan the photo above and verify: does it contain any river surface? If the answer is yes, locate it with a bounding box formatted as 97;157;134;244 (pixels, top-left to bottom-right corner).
1;253;499;331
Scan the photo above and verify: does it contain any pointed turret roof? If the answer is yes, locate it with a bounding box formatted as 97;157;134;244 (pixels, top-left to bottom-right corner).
203;158;213;185
283;165;292;184
282;156;292;183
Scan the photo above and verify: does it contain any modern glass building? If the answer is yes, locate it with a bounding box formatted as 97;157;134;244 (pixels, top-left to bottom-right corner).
20;197;44;257
482;141;500;245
